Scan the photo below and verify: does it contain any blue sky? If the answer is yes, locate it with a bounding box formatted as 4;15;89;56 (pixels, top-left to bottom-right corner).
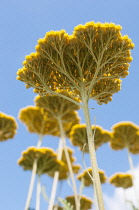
0;0;139;209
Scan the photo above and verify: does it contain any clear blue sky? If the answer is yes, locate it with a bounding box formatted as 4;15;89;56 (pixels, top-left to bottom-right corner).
0;0;139;209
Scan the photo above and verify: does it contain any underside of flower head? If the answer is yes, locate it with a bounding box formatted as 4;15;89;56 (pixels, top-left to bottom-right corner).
17;21;134;105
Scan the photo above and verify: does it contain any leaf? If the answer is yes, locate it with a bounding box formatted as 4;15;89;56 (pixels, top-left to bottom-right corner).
58;198;74;210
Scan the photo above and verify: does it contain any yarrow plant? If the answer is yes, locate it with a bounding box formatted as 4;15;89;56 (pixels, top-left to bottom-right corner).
0;112;17;141
16;21;134;210
110;121;139;208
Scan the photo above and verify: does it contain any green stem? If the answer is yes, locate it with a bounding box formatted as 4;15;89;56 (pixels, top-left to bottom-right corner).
127;148;139;209
58;118;80;210
48;138;63;210
82;97;105;210
36;175;41;210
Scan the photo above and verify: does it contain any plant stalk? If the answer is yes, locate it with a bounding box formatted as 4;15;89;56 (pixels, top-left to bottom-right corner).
24;135;43;210
48;137;63;210
36;174;41;210
82;98;105;210
58;118;80;210
24;158;38;210
127;148;139;209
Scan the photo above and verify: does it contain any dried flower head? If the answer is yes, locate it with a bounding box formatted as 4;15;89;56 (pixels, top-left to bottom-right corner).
65;195;92;210
18;147;64;175
18;106;59;136
110;121;139;153
17;21;134;105
69;124;111;152
77;167;107;186
109;173;133;189
0;112;17;141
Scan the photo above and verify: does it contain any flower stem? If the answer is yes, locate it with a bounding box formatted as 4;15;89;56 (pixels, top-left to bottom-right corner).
82;98;105;210
24;158;38;210
58;118;80;210
37;134;43;148
24;135;43;210
48;138;63;210
127;149;139;209
36;175;41;210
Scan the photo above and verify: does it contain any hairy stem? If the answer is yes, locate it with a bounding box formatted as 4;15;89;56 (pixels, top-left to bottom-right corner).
82;95;105;210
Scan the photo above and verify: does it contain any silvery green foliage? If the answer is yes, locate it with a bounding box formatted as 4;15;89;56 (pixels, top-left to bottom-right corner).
58;198;74;210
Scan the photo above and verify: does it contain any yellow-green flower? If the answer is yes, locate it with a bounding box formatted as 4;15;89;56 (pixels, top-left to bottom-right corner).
65;195;92;210
47;147;81;180
17;21;134;105
77;167;107;186
18;106;59;136
18;147;64;175
110;121;139;153
69;124;111;152
0;112;17;141
109;173;133;189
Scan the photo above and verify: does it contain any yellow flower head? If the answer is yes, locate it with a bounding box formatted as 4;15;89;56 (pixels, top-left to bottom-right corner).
18;106;59;136
65;195;92;210
129;140;139;154
0;112;17;141
18;147;64;175
77;167;107;186
34;93;80;136
110;121;139;152
109;172;133;189
69;124;111;152
34;91;80;114
17;21;134;105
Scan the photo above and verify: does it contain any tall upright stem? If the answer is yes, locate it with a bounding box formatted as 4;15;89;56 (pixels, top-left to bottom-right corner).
24;158;38;210
82;97;105;210
58;118;80;210
24;135;43;210
37;134;43;148
127;148;139;209
48;137;63;210
36;175;41;210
